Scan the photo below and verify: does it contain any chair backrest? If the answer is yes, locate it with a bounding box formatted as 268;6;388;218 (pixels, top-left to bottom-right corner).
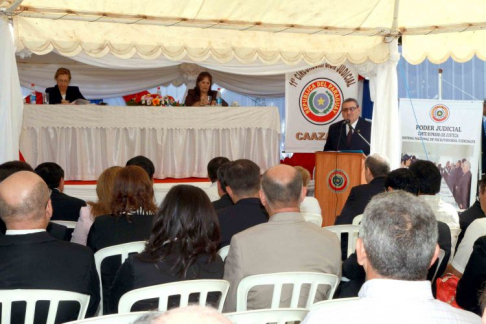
323;225;360;258
352;214;363;225
449;227;462;262
301;213;322;227
309;297;360;312
226;308;309;324
65;311;156;323
236;272;339;311
118;279;230;314
50;220;77;229
431;249;446;284
0;289;90;324
94;241;146;315
217;245;230;261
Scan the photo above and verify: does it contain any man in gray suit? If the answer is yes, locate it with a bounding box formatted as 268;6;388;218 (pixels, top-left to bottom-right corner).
223;164;341;312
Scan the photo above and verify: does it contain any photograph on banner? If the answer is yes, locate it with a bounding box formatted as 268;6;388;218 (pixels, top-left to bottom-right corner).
400;99;482;209
285;63;359;152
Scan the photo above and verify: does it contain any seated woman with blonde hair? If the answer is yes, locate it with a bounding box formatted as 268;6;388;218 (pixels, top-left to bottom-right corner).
295;166;322;216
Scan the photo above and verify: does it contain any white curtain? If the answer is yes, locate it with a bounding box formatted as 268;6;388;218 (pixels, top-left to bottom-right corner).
0;17;23;163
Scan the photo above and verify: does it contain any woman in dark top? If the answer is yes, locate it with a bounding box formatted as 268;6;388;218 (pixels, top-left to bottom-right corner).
456;235;486;315
45;67;86;104
184;72;228;107
108;184;224;314
87;165;157;313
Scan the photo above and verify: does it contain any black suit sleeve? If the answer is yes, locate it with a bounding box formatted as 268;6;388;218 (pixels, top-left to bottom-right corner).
85;254;101;317
71;86;86;101
335;188;358;225
456;236;486;315
86;222;99;253
108;258;134;314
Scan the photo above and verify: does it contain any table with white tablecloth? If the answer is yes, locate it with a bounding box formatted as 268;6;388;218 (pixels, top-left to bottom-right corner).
20;105;281;180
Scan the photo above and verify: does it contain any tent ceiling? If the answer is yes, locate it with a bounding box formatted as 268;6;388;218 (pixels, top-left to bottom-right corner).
3;0;486;64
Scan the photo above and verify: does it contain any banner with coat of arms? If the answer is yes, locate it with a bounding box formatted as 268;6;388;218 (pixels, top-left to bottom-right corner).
285;63;359;152
400;99;482;209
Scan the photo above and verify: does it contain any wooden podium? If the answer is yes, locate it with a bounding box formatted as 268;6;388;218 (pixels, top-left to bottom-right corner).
315;152;366;226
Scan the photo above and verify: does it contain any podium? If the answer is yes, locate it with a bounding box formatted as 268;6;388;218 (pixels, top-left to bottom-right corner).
315;152;366;226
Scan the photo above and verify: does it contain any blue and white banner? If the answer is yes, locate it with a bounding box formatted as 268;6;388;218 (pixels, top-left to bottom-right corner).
400;99;482;209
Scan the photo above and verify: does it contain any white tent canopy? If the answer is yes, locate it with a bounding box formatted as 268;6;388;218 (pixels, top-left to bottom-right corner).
2;0;486;167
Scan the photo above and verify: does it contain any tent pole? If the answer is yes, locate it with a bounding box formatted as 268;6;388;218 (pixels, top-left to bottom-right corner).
391;0;401;35
438;68;443;100
4;0;24;13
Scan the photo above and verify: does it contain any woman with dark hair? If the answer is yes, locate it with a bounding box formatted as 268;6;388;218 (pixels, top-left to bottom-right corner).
108;184;223;313
184;71;228;107
87;165;158;313
45;67;86;104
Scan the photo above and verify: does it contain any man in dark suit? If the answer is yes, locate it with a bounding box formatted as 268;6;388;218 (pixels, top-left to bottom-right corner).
212;161;234;211
323;98;372;155
335;153;389;226
35;162;86;222
0;171;99;322
217;159;268;248
0;160;69;241
457;160;472;209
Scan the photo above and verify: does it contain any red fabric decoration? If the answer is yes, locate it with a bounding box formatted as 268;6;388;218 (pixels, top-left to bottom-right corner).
123;91;150;103
24;91;44;104
280;153;316;179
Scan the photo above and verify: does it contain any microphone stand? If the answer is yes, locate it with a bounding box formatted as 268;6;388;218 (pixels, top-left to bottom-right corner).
346;120;371;147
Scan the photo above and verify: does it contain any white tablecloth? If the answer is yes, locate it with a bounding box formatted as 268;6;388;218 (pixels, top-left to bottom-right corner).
20;105;281;180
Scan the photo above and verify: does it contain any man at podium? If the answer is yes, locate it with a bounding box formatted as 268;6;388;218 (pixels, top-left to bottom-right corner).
323;98;371;155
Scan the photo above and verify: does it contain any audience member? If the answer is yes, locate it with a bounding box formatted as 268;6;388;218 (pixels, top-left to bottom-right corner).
384;168;419;195
295;166;321;216
0;171;100;322
456;235;486;316
212;162;233;211
71;166;122;245
205;157;230;201
458;175;486;246
147;306;231;324
126;155;155;180
217;159;268;248
109;185;223;313
87;165;157;313
303;191;481;323
35;162;87;221
0;160;69;240
409;160;460;227
223;164;341;312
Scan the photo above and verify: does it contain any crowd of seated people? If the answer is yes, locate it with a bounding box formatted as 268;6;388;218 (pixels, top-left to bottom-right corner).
0;155;484;323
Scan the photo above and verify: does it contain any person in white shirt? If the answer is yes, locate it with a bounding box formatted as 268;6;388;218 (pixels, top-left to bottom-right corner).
294;166;321;216
303;191;480;324
204;157;229;202
409;160;460;228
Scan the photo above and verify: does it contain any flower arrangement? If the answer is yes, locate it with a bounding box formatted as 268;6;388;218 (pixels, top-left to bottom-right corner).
126;93;184;107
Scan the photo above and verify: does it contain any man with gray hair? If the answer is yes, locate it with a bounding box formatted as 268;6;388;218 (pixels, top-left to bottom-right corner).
303;191;481;323
223;164;341;312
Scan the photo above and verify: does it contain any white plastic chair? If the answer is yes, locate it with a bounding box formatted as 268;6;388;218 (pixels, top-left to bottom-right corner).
352;214;363;225
449;227;462;262
65;311;156;323
236;272;339;311
309;297;360;312
50;220;77;228
431;249;446;284
323;225;360;258
217;245;230;261
226;308;309;324
118;279;230;314
94;241;146;315
0;289;90;324
301;213;322;227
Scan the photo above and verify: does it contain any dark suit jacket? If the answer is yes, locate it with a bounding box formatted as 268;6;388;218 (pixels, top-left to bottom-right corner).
337;220;452;298
482;120;486;173
1;219;69;241
50;189;86;222
87;213;155;313
212;194;233;211
0;232;100;323
184;89;228;107
45;85;85;104
456;235;486;315
323;117;372;155
458;200;486;246
457;170;472;209
217;198;268;248
108;245;224;314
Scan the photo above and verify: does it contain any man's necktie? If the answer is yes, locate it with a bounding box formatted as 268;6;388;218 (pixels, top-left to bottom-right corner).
347;127;353;147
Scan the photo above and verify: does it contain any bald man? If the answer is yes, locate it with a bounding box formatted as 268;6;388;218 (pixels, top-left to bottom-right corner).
223;164;341;312
0;172;100;322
